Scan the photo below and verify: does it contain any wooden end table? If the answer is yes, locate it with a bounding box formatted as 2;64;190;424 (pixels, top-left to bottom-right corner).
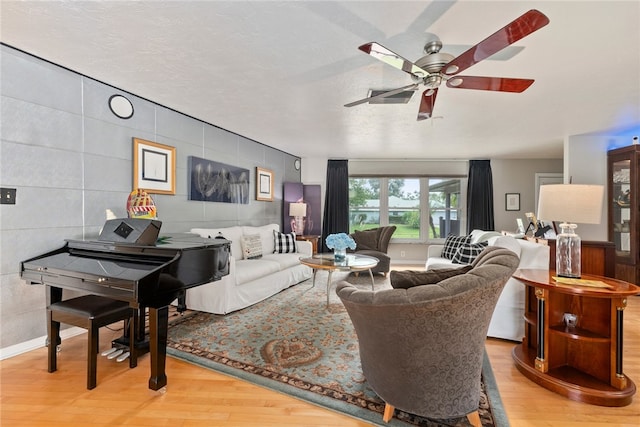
299;253;379;307
295;235;320;254
511;268;640;406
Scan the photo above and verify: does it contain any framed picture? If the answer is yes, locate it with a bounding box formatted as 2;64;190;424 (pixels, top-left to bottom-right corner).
188;156;249;204
505;193;520;211
133;138;176;194
256;167;274;201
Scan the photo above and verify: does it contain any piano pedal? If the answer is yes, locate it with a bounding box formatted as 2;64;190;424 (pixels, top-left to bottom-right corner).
116;351;130;363
101;347;119;357
106;349;124;360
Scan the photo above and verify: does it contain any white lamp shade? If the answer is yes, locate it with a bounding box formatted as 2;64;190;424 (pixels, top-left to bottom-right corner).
537;184;604;224
289;202;307;217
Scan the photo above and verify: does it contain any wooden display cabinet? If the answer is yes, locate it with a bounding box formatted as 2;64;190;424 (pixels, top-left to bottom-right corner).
608;145;640;284
512;269;639;406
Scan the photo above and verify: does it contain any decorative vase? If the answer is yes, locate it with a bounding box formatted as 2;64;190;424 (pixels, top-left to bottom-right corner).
334;248;347;263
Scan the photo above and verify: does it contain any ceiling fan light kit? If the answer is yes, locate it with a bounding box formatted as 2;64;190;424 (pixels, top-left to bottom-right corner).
346;9;550;121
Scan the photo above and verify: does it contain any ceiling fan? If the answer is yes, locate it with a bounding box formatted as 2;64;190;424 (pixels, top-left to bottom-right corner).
345;9;550;121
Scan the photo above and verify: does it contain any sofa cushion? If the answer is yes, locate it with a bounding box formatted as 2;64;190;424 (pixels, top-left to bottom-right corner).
241;234;262;259
488;235;522;257
351;228;379;251
442;234;471;259
235;258;280;285
191;226;243;257
273;230;297;253
242;224;279;255
452;241;488;264
261;253;303;269
390;265;474;289
469;229;502;244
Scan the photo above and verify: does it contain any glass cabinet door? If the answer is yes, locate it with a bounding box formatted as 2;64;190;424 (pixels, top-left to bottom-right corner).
611;159;632;259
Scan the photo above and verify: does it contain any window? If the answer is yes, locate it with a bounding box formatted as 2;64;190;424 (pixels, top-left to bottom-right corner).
349;178;380;231
349;177;465;242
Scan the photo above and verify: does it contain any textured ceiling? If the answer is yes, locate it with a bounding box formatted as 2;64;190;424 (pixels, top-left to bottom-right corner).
1;1;639;160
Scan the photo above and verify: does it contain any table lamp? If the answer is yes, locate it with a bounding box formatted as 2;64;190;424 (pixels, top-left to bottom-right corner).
536;184;604;278
289;202;307;235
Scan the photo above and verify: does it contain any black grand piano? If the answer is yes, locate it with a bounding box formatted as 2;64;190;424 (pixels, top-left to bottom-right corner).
21;218;230;391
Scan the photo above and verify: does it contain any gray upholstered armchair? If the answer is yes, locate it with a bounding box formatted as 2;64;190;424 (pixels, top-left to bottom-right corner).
349;225;396;276
336;246;519;425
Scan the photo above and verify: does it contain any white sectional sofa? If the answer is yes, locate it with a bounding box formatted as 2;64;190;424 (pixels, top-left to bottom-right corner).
185;224;312;314
425;230;550;341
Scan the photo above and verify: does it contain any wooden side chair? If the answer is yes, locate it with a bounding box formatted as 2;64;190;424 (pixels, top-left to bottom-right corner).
47;294;136;389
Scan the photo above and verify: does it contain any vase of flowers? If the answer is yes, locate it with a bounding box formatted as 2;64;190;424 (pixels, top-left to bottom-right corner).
325;233;356;263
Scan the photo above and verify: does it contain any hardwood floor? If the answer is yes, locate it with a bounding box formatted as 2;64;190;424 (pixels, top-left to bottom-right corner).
1;297;638;426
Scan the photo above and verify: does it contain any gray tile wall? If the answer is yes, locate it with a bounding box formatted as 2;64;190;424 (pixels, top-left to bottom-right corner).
0;45;301;349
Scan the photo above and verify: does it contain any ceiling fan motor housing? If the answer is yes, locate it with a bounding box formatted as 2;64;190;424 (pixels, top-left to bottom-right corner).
414;52;455;75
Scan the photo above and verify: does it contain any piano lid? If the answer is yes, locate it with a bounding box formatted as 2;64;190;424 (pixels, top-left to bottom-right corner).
23;251;166;284
66;233;229;256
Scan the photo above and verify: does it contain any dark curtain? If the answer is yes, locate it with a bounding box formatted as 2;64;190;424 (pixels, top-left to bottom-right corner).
320;159;350;252
467;159;495;233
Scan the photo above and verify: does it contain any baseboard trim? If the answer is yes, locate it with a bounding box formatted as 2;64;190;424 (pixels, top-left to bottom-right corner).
0;327;85;360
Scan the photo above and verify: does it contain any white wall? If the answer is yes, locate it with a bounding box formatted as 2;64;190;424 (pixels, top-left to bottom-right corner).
565;133;633;240
492;159;564;233
0;45;302;350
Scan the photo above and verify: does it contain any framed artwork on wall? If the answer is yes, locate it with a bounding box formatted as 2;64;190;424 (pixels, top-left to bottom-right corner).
188;156;249;204
256;167;274;201
505;193;521;211
133;138;176;195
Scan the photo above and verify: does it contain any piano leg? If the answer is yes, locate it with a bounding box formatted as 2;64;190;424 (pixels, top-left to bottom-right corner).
47;308;59;373
147;305;169;391
129;309;138;369
176;291;187;313
46;285;63;373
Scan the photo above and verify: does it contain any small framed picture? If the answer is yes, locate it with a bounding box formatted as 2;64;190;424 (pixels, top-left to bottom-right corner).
256;167;274;201
133;138;176;194
505;193;520;211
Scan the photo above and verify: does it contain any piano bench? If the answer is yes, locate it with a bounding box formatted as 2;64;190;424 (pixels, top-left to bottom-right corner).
47;295;135;390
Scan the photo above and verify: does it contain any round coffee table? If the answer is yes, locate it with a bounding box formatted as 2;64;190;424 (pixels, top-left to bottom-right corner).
299;253;379;307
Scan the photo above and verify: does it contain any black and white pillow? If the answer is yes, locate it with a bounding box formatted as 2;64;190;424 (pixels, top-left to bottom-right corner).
273;230;297;254
441;234;472;260
452;241;488;265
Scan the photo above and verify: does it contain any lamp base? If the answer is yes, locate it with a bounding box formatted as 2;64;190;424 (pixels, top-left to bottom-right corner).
556;223;581;279
293;217;305;235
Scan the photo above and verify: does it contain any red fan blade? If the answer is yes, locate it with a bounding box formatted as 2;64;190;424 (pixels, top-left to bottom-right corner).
344;83;419;107
446;76;534;92
359;42;430;78
417;88;438;121
442;9;549;76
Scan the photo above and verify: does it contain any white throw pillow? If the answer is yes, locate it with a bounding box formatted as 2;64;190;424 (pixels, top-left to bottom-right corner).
489;235;522;257
241;234;262;259
242;224;279;255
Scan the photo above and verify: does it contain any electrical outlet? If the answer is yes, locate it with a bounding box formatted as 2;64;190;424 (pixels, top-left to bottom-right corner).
400;251;405;257
0;188;16;205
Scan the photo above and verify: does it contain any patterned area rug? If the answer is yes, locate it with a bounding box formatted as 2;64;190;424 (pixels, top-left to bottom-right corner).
166;271;508;427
